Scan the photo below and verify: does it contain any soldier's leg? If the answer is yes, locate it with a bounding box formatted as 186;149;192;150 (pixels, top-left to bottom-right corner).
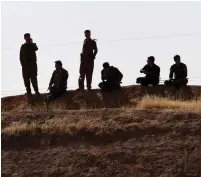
164;80;170;86
136;77;143;84
22;67;31;94
50;87;64;100
99;81;110;92
174;78;188;86
86;61;94;90
170;79;185;98
31;75;39;93
30;64;39;93
165;80;175;86
140;78;149;87
45;87;56;101
150;78;159;86
78;61;86;90
98;82;104;89
112;82;121;90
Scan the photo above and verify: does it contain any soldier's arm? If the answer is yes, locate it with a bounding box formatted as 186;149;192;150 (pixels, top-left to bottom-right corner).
156;66;160;78
32;43;38;51
183;64;187;78
140;65;147;73
49;71;55;88
120;72;123;81
81;40;85;55
93;41;98;57
169;65;174;79
19;45;24;65
145;68;159;77
63;71;69;89
117;69;123;82
101;70;105;81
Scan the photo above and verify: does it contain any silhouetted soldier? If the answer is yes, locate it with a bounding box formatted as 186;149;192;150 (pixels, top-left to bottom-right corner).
77;30;98;91
99;62;123;92
45;60;69;101
136;56;160;87
20;33;40;95
164;55;188;89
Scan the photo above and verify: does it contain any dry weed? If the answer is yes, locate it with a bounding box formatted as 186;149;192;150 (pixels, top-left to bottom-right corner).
3;123;38;135
2;118;115;136
137;95;201;112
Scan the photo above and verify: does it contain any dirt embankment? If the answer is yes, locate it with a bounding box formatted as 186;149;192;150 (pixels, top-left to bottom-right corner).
1;85;201;112
2;109;201;177
1;85;201;177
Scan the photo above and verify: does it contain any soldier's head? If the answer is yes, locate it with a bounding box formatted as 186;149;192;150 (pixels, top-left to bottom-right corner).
147;56;155;66
103;62;110;69
24;33;31;42
174;55;181;65
84;30;91;39
55;60;63;70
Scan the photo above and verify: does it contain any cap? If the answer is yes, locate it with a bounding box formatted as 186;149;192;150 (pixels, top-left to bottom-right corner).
85;29;91;33
103;62;110;68
55;60;62;66
174;55;180;60
24;33;30;38
147;56;155;62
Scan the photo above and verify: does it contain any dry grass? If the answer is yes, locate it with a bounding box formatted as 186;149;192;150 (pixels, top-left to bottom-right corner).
3;96;201;136
2;123;38;136
137;95;201;112
2;118;120;136
2;120;90;136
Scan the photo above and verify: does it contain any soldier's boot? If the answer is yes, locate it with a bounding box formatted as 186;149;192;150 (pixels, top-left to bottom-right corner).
99;82;109;92
136;77;143;84
26;87;32;95
24;77;32;95
77;75;85;91
86;69;93;91
35;91;40;96
78;62;86;91
31;75;40;95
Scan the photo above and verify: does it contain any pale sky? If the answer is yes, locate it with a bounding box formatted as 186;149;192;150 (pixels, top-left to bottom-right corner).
1;1;201;96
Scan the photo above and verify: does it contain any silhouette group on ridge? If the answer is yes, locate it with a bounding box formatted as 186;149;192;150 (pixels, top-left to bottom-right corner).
19;30;188;101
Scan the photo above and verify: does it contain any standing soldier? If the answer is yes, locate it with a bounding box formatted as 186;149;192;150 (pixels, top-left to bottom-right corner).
20;33;40;95
77;30;98;91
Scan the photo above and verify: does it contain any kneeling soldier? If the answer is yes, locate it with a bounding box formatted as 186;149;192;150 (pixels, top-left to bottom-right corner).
45;60;68;101
99;62;123;92
136;56;160;87
164;55;188;89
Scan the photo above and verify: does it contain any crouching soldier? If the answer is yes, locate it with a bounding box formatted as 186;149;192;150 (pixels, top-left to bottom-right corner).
45;60;68;101
136;56;160;87
99;62;123;92
164;55;188;89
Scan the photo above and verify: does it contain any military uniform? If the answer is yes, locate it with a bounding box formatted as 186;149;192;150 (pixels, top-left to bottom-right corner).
47;68;68;101
20;42;39;94
136;64;160;86
165;62;188;88
78;38;97;90
99;66;123;92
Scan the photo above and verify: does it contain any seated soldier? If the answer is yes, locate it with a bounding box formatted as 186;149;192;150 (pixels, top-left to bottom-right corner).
99;62;123;92
164;55;188;89
136;56;160;87
45;60;69;101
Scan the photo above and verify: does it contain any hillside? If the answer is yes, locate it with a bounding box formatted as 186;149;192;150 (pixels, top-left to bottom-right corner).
2;85;201;112
1;85;201;177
